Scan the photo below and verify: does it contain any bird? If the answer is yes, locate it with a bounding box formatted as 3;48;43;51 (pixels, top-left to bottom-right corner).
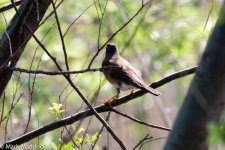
102;43;160;105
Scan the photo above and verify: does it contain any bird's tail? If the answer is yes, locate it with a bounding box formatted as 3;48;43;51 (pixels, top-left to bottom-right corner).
142;86;161;96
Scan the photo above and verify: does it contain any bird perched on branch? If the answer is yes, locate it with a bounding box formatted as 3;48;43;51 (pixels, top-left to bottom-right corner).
102;43;160;105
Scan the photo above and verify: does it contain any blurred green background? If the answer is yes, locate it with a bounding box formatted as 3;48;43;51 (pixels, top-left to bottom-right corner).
0;0;223;149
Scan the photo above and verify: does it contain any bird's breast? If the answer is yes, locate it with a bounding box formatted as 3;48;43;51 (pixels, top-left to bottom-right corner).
104;72;118;85
104;72;134;90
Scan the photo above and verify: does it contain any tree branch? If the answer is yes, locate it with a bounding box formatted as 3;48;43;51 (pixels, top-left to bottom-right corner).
0;1;22;13
10;66;117;75
133;134;153;150
0;66;196;148
0;0;51;98
110;108;171;131
51;0;70;71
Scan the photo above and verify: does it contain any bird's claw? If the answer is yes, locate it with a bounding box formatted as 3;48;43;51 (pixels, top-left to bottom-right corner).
101;94;119;107
130;89;134;94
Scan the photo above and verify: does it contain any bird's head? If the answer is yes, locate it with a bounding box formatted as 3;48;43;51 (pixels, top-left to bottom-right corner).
105;43;119;58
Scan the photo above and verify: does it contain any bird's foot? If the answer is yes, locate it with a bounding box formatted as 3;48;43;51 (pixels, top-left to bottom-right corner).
101;94;119;107
130;89;134;95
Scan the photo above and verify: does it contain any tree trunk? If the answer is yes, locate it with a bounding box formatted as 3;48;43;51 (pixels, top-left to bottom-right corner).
0;0;51;98
164;2;225;150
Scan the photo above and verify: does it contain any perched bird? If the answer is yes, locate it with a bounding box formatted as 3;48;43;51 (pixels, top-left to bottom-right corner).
102;43;160;104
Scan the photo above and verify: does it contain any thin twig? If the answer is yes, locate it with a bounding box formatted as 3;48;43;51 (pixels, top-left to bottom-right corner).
0;94;23;123
91;112;111;150
23;97;32;134
51;0;70;71
63;2;95;37
204;0;214;30
0;93;6;126
120;1;149;53
110;108;171;131
139;136;168;149
1;13;12;64
24;57;42;134
96;0;108;50
0;1;21;13
59;52;92;104
38;0;64;27
10;0;19;13
24;59;42;134
4;94;23;142
64;127;79;148
133;134;153;150
10;66;118;75
80;107;98;148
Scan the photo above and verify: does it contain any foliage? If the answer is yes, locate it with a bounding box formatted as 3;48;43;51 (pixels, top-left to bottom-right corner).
51;128;99;150
208;114;225;146
207;122;225;145
49;103;65;120
0;0;223;149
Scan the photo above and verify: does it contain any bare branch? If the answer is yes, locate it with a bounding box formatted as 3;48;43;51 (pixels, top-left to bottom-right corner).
204;0;214;30
10;0;19;12
10;66;118;75
4;94;23;142
51;0;70;71
90;112;111;149
0;94;5;126
0;1;21;13
139;136;167;149
38;0;64;27
110;108;171;131
96;0;108;50
133;134;153;150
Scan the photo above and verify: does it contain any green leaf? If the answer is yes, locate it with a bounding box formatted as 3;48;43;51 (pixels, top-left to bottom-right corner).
74;136;83;145
50;142;58;150
85;133;99;144
207;120;225;145
62;142;74;150
48;103;65;120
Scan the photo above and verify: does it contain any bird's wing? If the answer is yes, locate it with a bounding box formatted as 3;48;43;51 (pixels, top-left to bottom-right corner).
103;56;160;96
108;57;146;89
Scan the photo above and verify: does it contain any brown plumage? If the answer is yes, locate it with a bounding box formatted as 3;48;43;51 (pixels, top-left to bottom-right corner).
102;43;160;99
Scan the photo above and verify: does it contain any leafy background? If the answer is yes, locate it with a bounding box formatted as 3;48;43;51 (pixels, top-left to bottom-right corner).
0;0;223;149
